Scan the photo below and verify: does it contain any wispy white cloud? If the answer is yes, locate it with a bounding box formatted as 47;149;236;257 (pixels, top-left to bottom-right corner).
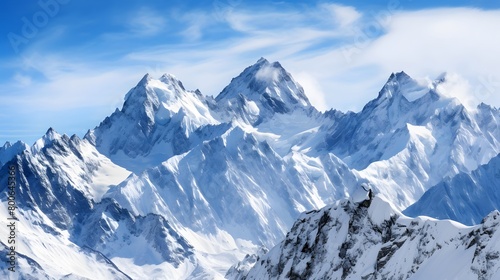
12;73;32;87
293;72;329;111
16;51;89;79
100;7;167;41
434;73;473;108
2;3;500;145
128;7;167;36
121;4;364;100
351;8;500;110
8;5;500;112
2;54;138;111
322;3;362;27
173;11;214;42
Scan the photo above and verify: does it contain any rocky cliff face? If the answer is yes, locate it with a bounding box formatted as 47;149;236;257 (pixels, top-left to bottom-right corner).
236;197;500;280
1;58;500;279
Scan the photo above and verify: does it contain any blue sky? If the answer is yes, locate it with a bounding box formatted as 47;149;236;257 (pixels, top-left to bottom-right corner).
1;0;500;145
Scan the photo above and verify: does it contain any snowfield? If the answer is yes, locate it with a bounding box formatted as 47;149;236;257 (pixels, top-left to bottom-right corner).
0;58;499;279
233;196;500;280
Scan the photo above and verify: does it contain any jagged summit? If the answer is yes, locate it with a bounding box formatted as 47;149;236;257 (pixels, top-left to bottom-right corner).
236;195;500;279
136;72;152;86
3;57;500;279
30;127;62;153
0;140;28;167
133;72;186;87
123;72;188;112
357;71;462;121
385;71;413;88
85;71;219;172
216;58;311;115
375;71;431;102
256;56;268;64
44;127;58;139
160;73;186;90
388;70;411;80
116;71;217;130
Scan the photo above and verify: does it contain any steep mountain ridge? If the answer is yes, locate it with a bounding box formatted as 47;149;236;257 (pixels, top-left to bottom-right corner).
73;198;195;267
235;196;500;280
404;153;500;225
85;73;219;173
0;130;199;279
216;58;311;122
105;123;361;248
1;58;500;279
0;129;130;228
323;72;500;208
0;140;28;167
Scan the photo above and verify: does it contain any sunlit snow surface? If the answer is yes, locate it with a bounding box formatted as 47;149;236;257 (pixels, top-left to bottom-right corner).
235;197;500;280
0;59;499;279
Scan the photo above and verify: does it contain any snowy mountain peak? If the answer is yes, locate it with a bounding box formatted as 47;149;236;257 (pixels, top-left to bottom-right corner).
44;127;59;140
2;141;11;149
3;140;24;152
256;57;269;64
216;58;311;116
30;127;62;153
86;71;219;172
159;72;185;87
120;72;206;126
138;73;152;86
125;73;194;108
0;140;28;167
237;195;500;280
377;71;430;102
387;71;412;83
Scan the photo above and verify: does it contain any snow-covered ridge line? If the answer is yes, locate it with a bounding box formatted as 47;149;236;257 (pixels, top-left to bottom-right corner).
1;57;500;279
404;153;500;225
235;196;500;280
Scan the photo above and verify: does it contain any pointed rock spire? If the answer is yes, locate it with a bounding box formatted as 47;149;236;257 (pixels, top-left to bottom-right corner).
44;127;60;141
160;73;186;91
216;58;311;115
377;71;418;100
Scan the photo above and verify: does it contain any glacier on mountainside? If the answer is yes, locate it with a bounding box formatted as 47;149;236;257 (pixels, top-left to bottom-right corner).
1;58;499;279
324;71;500;209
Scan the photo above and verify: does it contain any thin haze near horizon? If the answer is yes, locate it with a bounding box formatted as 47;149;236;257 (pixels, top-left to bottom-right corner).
0;0;499;145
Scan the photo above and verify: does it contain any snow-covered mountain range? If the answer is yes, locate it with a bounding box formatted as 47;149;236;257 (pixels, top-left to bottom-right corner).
404;153;500;226
0;58;499;279
231;196;500;280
